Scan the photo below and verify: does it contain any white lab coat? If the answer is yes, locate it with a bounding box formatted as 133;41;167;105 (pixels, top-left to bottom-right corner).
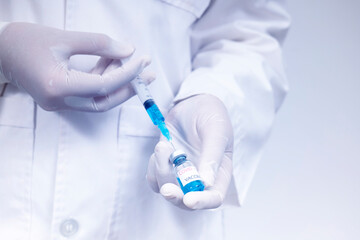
0;0;290;239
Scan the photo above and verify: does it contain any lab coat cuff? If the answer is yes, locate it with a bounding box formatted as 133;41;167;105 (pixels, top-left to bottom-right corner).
0;22;10;84
0;22;10;35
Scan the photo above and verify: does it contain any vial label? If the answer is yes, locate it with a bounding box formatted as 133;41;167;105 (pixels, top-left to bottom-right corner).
177;166;202;186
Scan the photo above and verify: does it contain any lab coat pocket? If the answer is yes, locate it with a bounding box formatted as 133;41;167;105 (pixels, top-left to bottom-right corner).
0;92;35;128
118;105;160;138
159;0;210;18
0;93;34;238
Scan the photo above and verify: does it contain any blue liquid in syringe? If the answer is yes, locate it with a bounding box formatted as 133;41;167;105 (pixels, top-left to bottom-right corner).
144;99;172;141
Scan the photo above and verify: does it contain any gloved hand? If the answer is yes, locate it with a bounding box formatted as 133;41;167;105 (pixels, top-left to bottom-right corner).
147;94;234;210
0;22;152;111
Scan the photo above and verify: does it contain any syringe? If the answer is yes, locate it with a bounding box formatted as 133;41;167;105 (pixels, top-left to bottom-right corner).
131;76;173;145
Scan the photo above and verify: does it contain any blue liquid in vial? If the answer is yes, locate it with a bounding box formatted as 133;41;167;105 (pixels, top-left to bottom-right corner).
177;179;205;194
172;154;205;194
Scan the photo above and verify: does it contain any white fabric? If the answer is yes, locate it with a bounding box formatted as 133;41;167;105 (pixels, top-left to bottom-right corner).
0;0;290;239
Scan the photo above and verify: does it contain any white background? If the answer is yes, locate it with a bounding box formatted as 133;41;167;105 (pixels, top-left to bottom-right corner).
226;1;360;239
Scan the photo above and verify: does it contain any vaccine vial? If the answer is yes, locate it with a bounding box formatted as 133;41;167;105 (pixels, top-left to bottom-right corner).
170;150;205;194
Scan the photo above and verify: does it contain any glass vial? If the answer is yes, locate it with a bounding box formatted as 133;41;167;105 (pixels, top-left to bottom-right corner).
170;150;205;194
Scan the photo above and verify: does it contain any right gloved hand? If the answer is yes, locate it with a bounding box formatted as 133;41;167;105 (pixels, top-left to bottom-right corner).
0;22;152;111
147;94;234;210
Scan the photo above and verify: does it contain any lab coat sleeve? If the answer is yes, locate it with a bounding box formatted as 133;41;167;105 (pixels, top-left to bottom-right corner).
0;22;10;84
174;0;291;206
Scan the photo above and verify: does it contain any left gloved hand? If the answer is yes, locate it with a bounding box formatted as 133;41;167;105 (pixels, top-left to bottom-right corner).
0;22;151;111
146;94;234;210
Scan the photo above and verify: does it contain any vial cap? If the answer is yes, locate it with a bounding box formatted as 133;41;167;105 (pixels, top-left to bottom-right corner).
169;150;187;163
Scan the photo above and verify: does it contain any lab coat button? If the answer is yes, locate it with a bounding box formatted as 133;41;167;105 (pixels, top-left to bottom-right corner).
60;218;79;237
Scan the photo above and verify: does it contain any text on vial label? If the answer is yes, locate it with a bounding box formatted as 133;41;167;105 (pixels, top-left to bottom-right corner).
177;166;202;186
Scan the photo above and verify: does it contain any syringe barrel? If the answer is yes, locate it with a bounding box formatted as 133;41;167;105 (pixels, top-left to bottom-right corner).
130;76;153;104
144;99;165;124
131;75;172;141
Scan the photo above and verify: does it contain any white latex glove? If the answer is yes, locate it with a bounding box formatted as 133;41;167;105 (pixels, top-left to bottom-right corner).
147;94;234;210
0;22;152;111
